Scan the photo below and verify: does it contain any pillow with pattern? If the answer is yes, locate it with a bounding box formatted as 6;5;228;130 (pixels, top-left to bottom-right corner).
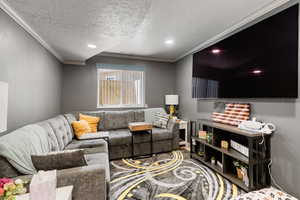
152;112;170;129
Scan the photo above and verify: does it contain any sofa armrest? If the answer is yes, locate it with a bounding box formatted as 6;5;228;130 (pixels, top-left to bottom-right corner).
167;119;178;132
167;119;180;150
14;165;107;200
57;165;107;200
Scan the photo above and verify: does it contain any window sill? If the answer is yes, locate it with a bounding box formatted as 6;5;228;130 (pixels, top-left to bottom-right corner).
97;104;148;109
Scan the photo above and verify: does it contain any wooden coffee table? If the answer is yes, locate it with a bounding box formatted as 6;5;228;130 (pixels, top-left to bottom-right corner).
128;122;153;159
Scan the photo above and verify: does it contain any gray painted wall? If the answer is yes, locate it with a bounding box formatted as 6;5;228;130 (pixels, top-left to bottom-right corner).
61;56;176;112
175;3;300;197
176;55;300;198
0;8;62;134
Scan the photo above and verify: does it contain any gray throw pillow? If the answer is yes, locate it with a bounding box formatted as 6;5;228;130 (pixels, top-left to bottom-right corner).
31;149;87;171
153;112;169;129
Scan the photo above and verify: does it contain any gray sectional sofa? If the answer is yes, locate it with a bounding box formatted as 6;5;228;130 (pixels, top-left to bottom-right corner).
73;109;179;160
0;108;179;200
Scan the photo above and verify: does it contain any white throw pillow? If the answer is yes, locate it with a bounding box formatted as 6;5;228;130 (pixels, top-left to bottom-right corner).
144;108;167;123
153;112;169;129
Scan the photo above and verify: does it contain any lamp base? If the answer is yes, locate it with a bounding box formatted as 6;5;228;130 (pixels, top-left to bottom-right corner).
169;105;175;117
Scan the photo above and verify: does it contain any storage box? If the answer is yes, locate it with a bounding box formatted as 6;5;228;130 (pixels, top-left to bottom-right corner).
230;140;249;157
198;131;207;139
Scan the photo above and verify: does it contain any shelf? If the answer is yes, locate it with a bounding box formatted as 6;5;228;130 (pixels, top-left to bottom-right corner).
190;119;271;191
192;136;249;164
191;153;223;174
191;153;250;192
223;173;249;191
198;119;262;137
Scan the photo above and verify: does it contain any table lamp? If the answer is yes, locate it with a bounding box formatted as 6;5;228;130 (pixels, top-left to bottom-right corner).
165;95;179;117
0;82;8;133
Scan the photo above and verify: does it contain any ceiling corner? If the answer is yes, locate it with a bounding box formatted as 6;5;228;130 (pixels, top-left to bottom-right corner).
63;60;86;66
0;0;64;62
174;0;291;62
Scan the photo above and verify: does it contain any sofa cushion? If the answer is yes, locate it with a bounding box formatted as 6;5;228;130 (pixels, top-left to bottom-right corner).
152;128;173;141
104;111;135;130
134;110;145;122
32;150;87;171
37;121;60;152
153;140;173;153
77;131;109;141
84;152;110;181
109;144;132;160
47;115;73;150
0;156;20;178
109;129;132;146
65;139;108;153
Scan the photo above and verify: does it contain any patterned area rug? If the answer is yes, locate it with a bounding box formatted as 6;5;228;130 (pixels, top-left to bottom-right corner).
110;151;244;200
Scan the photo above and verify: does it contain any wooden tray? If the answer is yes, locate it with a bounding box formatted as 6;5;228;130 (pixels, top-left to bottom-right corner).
128;122;153;132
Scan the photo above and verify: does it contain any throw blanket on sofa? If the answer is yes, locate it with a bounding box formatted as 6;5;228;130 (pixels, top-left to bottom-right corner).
0;124;51;174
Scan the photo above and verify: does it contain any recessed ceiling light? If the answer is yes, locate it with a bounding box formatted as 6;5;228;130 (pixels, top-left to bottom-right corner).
165;39;174;45
211;49;221;54
252;69;262;74
88;44;97;49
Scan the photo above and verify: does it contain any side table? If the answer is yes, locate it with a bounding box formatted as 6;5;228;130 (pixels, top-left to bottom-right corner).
178;120;189;150
128;122;153;159
16;186;73;200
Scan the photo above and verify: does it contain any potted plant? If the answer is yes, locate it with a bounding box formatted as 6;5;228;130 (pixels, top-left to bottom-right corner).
0;178;27;200
211;157;216;165
233;161;248;180
206;133;213;144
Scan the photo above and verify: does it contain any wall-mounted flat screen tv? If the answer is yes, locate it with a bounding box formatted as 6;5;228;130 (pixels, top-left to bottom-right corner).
192;4;298;98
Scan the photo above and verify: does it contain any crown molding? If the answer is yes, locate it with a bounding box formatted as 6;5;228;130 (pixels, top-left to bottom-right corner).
63;60;86;65
174;0;291;62
0;0;64;62
100;52;175;63
0;0;292;64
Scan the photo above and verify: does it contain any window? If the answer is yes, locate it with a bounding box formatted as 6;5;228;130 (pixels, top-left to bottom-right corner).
97;64;145;108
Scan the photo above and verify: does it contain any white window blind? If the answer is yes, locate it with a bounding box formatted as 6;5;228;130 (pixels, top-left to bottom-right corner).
97;64;145;108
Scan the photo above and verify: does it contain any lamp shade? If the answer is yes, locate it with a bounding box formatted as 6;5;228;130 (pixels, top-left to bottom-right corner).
165;95;179;105
0;82;8;133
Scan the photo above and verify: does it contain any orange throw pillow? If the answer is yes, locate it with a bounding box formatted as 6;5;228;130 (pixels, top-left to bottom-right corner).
79;113;100;133
72;120;91;139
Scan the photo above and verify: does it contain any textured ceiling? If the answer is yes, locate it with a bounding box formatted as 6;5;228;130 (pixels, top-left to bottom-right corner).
2;0;287;63
106;0;281;61
3;0;152;62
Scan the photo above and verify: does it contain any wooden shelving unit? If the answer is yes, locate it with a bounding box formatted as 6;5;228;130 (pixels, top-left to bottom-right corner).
190;119;271;192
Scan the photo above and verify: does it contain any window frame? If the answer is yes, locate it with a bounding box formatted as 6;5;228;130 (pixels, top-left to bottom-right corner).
97;68;146;109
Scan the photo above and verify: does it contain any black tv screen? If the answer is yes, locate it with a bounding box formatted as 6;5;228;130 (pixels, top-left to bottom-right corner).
192;4;298;98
